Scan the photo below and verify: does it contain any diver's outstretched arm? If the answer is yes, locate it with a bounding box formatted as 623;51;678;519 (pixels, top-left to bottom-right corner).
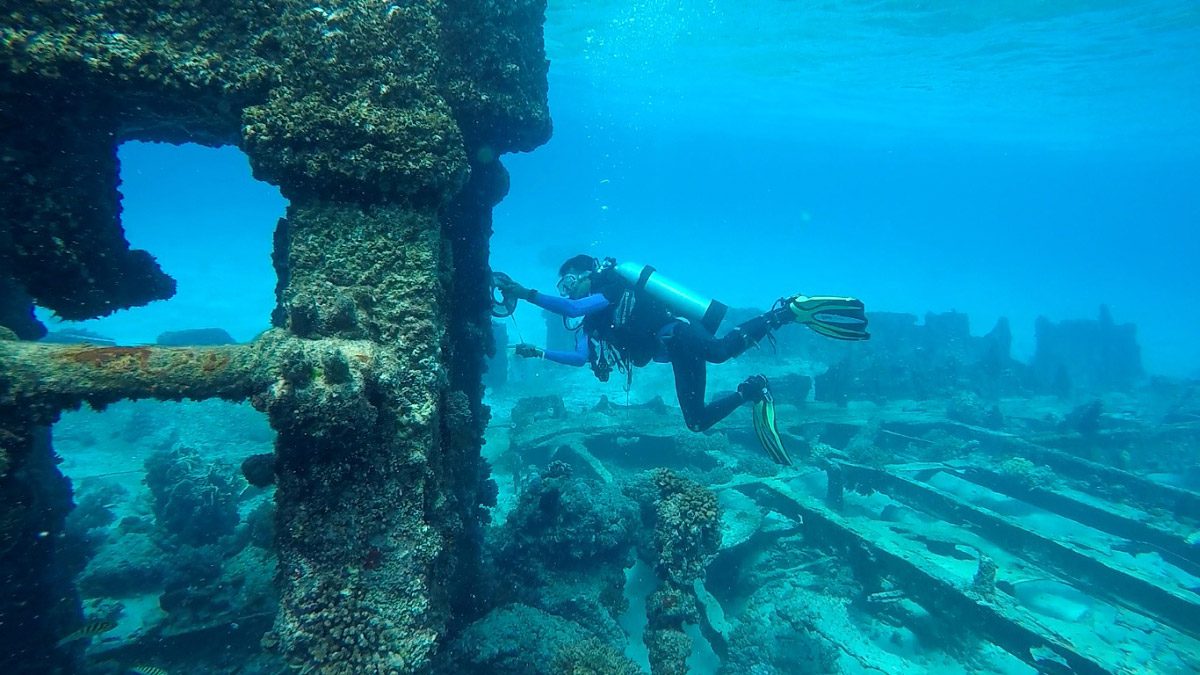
528;291;610;318
514;331;588;366
496;275;610;318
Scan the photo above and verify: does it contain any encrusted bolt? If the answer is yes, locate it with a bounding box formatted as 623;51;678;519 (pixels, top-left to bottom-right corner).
323;351;352;385
972;553;997;599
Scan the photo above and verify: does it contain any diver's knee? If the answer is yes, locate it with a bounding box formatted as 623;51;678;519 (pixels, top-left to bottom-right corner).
708;352;733;365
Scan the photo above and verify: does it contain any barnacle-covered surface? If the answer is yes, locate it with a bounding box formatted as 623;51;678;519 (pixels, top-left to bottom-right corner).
1;1;550;673
437;1;553;152
1;1;277;322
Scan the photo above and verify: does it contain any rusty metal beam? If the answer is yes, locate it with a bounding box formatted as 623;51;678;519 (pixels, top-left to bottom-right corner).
1;341;264;410
0;331;381;414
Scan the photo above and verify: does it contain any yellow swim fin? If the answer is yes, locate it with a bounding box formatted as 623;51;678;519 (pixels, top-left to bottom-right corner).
785;295;870;341
747;381;791;466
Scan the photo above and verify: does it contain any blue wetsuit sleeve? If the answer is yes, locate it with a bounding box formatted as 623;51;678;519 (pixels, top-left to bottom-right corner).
543;331;589;367
530;291;610;318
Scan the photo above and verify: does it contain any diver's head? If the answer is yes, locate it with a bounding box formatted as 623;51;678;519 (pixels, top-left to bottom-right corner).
557;254;599;299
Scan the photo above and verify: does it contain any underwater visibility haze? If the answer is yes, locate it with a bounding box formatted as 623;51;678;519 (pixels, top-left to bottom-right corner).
1;1;1199;674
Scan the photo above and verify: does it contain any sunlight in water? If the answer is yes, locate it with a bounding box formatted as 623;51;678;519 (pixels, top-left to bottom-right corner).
544;0;1200;145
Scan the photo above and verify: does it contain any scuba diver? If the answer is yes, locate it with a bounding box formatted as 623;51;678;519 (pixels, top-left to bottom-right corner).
492;255;869;466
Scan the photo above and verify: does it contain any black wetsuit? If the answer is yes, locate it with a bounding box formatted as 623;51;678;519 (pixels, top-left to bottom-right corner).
664;318;769;431
532;266;774;431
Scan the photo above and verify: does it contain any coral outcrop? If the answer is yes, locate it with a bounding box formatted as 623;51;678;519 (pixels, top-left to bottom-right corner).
495;462;639;582
1;0;552;672
486;461;639;645
77;532;165;598
629;469;723;675
644;469;722;587
441;603;640;675
144;447;241;546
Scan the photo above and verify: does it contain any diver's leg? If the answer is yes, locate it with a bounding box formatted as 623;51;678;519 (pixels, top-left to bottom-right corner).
704;314;775;363
669;328;707;430
672;356;744;432
669;326;746;431
707;297;870;364
672;354;704;431
696;390;746;431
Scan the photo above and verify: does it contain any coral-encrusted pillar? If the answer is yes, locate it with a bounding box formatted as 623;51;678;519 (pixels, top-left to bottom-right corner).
262;203;452;671
241;4;463;671
243;0;549;667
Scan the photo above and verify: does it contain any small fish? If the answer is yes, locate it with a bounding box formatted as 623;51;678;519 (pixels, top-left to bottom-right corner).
129;667;169;675
56;619;117;646
866;589;906;604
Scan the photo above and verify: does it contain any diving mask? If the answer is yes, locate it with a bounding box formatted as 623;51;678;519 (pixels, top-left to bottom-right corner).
556;271;589;297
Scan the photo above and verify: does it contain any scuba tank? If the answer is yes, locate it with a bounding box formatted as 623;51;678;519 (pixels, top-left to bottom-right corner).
612;261;728;334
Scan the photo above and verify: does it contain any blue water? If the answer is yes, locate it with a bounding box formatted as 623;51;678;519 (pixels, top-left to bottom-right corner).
40;0;1199;375
35;142;285;345
492;0;1200;375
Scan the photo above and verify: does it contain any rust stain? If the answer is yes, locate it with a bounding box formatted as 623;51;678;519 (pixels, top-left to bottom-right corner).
55;346;235;383
59;346;152;373
199;351;231;374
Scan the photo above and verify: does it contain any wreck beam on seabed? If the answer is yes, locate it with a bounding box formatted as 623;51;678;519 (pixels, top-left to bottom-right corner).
836;461;1200;639
928;420;1200;521
740;480;1116;675
1012;438;1200;521
950;464;1200;574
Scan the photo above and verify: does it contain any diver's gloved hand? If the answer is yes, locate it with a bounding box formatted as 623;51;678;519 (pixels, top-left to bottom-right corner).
495;274;535;301
514;343;544;358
